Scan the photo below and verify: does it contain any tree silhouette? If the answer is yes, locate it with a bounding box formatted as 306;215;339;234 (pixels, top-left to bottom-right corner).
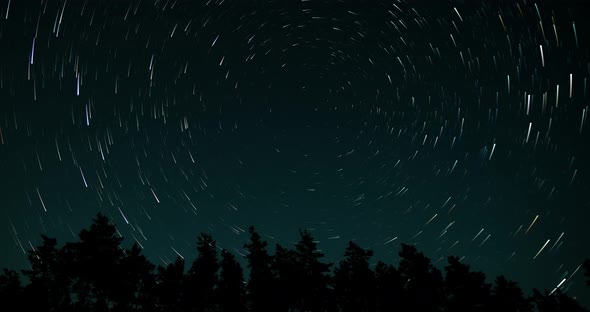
398;243;444;312
63;213;125;311
374;261;403;312
444;256;491;311
272;243;302;311
23;235;72;312
217;250;247;312
185;233;219;312
244;226;277;312
333;241;376;312
2;214;589;312
294;229;333;312
155;256;185;312
490;275;533;312
0;269;23;312
533;289;587;312
112;243;157;312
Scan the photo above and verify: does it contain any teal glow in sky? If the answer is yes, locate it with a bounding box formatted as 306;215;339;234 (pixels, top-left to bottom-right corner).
0;0;589;306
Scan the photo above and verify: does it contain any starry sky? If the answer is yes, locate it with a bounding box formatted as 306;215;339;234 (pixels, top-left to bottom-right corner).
0;0;589;306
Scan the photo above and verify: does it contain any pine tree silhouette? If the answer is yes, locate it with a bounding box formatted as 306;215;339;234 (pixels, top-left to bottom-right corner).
334;241;376;312
23;235;72;312
491;275;533;312
444;256;491;312
294;229;333;312
398;243;444;312
374;261;403;312
244;226;277;312
112;243;157;312
2;214;589;312
217;250;247;312
271;244;301;311
185;233;219;312
0;269;23;312
533;289;587;312
64;213;124;311
155;256;185;312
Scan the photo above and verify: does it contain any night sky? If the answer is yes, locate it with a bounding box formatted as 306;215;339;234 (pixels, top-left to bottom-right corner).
1;0;589;306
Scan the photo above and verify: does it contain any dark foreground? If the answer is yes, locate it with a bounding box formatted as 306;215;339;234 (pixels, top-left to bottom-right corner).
1;214;589;312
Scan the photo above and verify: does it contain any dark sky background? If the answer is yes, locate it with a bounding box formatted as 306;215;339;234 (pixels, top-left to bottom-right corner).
1;0;589;306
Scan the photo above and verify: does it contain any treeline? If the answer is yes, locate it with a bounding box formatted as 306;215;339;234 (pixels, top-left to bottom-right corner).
0;214;589;312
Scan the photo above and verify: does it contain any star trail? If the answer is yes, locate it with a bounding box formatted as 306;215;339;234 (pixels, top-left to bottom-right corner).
0;0;589;306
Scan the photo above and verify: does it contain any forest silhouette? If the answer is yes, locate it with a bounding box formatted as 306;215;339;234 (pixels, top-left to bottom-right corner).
1;213;589;312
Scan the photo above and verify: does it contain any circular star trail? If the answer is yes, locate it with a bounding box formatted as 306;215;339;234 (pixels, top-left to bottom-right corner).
0;0;589;305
